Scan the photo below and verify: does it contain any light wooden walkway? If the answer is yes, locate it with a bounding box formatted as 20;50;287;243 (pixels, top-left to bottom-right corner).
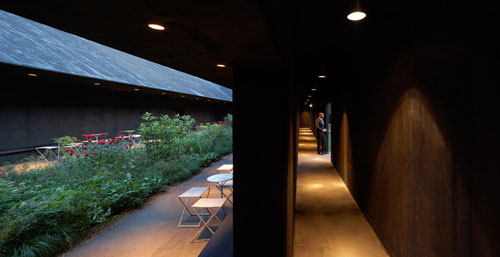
294;129;389;257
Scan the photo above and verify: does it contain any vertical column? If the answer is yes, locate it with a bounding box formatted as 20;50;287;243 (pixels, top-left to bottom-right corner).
233;66;294;257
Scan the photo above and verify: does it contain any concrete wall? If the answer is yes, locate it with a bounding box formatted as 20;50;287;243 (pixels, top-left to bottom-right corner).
0;68;231;163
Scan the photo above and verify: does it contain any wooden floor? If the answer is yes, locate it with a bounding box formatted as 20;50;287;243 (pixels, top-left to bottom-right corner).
294;129;389;257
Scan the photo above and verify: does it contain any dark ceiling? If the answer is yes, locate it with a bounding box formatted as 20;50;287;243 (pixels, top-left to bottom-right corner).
1;0;282;89
0;0;484;104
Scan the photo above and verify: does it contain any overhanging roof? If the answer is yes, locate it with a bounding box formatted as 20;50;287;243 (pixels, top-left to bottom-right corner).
0;10;232;102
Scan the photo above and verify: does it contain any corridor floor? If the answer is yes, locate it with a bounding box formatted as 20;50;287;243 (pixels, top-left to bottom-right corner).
294;129;389;257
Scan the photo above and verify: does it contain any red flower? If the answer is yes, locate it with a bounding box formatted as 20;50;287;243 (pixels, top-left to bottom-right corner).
76;139;81;142
100;133;106;136
119;131;124;133
75;154;80;157
92;151;97;154
82;146;88;150
88;139;93;142
82;134;89;138
84;153;90;156
128;143;134;146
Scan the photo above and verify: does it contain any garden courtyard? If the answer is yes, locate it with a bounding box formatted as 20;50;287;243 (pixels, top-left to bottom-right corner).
0;113;233;257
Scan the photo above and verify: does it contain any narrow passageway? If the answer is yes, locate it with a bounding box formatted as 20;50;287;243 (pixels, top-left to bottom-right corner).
294;128;389;257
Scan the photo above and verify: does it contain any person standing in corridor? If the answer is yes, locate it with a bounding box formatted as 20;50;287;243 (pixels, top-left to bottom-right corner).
316;112;328;154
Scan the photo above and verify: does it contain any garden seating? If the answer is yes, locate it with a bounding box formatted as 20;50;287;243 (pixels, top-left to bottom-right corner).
190;198;227;242
35;145;59;162
129;134;143;144
178;187;211;227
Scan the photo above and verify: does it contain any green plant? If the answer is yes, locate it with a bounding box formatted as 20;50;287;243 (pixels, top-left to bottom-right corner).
0;113;232;257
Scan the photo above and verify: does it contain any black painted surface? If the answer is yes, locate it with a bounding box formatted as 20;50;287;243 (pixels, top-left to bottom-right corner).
232;66;293;257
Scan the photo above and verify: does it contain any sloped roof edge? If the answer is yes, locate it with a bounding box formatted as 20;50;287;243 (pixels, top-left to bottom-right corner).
0;10;232;102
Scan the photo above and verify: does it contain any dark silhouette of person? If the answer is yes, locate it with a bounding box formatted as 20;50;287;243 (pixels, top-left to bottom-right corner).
316;112;328;154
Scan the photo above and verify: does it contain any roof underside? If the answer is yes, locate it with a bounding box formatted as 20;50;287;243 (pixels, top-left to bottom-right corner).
0;10;232;102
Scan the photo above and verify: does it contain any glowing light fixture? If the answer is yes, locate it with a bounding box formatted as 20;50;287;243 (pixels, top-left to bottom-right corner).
309;104;313;107
134;88;140;91
161;92;165;95
93;82;100;85
318;75;326;78
148;24;165;30
311;88;317;91
27;73;37;77
216;64;226;68
347;11;366;21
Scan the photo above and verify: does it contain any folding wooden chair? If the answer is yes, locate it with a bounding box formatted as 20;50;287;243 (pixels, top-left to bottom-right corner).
178;187;210;227
191;198;227;242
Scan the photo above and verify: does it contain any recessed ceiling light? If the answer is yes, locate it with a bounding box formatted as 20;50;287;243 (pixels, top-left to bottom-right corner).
216;64;226;68
134;88;140;91
308;95;312;97
148;24;165;30
181;95;185;98
161;92;166;95
311;88;317;91
27;73;37;77
196;97;199;100
347;11;366;21
93;82;100;85
318;75;326;78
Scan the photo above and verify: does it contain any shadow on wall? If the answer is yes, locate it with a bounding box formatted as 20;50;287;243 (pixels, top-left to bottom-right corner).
337;112;353;189
368;88;453;257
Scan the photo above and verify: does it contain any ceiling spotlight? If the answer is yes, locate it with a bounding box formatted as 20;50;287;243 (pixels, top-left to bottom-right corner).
134;88;140;91
216;64;226;68
93;82;100;86
161;92;166;95
27;73;37;77
181;95;185;98
347;11;366;21
318;75;326;78
148;24;165;30
311;88;317;91
309;104;313;107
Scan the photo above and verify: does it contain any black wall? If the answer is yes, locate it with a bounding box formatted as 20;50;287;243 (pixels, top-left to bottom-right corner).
0;66;231;163
328;8;500;257
233;66;296;257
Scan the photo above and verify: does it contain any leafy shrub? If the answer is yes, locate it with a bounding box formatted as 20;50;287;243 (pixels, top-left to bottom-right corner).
0;113;232;257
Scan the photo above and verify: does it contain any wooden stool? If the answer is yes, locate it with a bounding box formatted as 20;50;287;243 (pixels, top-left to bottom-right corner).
191;198;227;242
178;187;210;227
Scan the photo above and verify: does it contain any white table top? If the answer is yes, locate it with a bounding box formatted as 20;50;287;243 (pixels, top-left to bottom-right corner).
192;198;227;208
217;164;233;171
37;146;59;149
207;173;233;183
178;187;209;198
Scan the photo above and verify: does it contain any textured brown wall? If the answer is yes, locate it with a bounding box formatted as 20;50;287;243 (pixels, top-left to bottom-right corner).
299;111;310;128
334;42;471;257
